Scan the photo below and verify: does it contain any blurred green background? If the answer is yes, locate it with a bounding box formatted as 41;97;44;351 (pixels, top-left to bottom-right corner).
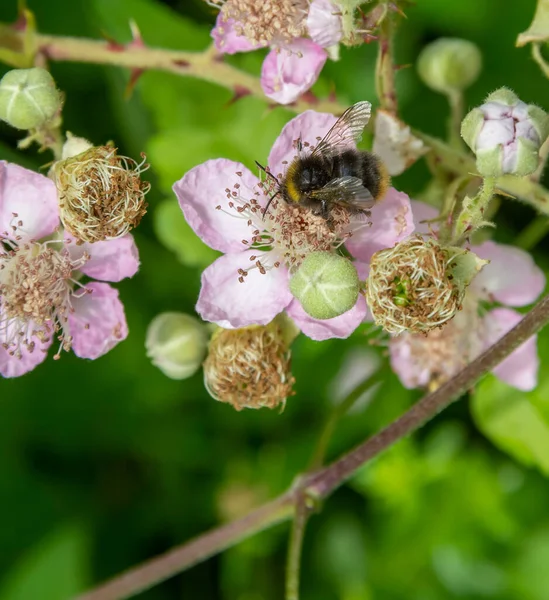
2;0;549;598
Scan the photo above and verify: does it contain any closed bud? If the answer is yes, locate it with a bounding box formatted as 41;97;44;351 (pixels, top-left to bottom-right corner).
53;144;150;243
203;316;296;411
0;68;62;130
365;237;485;335
289;251;360;320
146;312;208;380
417;38;482;94
461;87;549;177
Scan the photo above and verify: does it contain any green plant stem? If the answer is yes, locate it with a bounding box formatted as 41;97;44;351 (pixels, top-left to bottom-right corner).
75;292;549;600
286;493;310;600
309;369;385;470
451;176;496;244
515;214;549;250
0;26;345;116
447;89;464;151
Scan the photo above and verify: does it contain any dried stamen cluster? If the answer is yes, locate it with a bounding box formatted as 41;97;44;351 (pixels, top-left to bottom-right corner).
366;236;463;334
203;323;295;410
53;145;150;243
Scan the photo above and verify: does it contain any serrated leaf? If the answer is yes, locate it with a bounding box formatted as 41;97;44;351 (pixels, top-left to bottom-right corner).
472;375;549;475
0;524;88;600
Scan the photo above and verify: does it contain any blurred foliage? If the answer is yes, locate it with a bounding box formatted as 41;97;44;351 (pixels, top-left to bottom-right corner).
1;0;549;598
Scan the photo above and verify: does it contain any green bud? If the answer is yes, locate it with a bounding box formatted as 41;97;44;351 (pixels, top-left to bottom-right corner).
484;87;519;106
146;312;209;380
417;38;482;94
0;68;61;130
289;252;360;320
475;146;505;178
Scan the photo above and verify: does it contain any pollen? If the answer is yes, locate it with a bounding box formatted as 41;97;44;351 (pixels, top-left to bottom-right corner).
203;323;295;411
214;0;308;46
0;233;88;358
53;145;150;244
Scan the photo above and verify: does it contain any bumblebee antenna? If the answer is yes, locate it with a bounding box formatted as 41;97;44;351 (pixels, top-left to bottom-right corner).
255;161;280;220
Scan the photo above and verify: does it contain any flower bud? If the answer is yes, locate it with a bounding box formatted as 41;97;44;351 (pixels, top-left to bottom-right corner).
461;88;549;177
203;317;296;411
0;68;62;130
289;251;360;320
146;312;208;380
52;144;150;243
365;237;485;335
417;38;482;94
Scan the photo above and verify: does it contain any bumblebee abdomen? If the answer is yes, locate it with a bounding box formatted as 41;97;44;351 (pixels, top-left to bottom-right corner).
359;151;390;202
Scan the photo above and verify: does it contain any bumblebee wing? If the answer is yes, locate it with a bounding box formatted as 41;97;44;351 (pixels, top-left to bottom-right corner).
312;176;375;210
311;101;372;159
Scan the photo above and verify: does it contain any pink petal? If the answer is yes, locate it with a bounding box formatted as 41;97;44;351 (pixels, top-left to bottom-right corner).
307;0;342;47
410;200;439;236
268;110;337;177
0;328;52;378
483;308;539;391
211;15;261;54
346;187;415;262
471;241;545;306
0;161;59;241
69;282;128;360
389;334;430;390
287;295;367;341
260;39;327;106
174;159;264;254
64;233;139;282
196;253;293;328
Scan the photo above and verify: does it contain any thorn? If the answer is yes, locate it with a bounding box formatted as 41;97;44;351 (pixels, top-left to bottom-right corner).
225;84;252;106
100;30;125;52
125;68;144;99
129;19;146;48
173;59;190;68
388;2;408;18
299;90;319;105
394;63;412;72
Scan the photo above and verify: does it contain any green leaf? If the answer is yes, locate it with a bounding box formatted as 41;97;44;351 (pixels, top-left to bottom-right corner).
154;198;219;268
0;524;89;600
472;375;549;475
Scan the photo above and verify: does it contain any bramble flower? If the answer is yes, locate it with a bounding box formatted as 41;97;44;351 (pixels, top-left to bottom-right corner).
389;202;545;391
203;318;296;411
208;0;342;104
461;88;549;177
0;161;139;378
52;137;150;243
174;109;414;341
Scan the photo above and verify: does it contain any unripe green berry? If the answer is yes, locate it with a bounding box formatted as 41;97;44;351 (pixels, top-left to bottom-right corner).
289;252;359;320
0;68;61;130
146;312;208;380
417;38;482;94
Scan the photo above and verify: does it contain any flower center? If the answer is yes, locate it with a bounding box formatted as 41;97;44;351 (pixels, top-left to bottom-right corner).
216;0;308;46
0;236;88;357
217;168;359;283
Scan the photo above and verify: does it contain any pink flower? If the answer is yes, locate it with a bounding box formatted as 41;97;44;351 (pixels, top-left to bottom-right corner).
0;161;139;378
389;201;545;391
174;109;414;341
211;0;342;104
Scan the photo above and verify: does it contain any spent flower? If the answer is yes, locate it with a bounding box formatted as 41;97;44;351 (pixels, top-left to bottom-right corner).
173;108;414;341
0;161;139;378
390;202;545;391
203;317;296;411
461;88;549;177
52;139;150;243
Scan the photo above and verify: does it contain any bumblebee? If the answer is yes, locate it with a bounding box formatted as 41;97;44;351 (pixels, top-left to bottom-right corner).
268;101;390;220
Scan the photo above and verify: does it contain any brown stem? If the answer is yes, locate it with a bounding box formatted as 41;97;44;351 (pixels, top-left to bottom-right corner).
75;292;549;600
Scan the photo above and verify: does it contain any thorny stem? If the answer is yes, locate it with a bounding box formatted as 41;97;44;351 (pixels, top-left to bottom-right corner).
451;176;496;245
0;26;344;116
375;13;398;115
76;292;549;600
